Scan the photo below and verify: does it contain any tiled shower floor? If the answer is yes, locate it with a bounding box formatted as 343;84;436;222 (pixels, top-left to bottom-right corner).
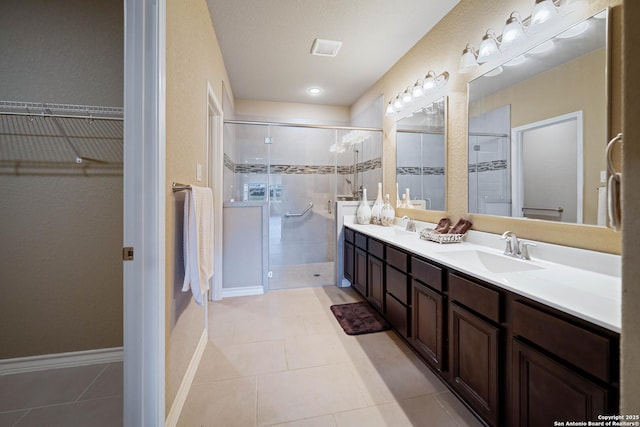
269;261;334;290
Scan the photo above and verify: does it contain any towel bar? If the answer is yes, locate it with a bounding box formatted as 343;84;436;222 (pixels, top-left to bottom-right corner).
172;182;192;192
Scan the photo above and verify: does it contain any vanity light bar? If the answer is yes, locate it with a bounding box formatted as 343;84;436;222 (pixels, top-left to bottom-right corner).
385;71;449;117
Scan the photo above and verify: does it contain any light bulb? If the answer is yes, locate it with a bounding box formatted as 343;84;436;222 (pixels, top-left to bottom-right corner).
458;44;479;74
501;12;527;52
477;30;500;63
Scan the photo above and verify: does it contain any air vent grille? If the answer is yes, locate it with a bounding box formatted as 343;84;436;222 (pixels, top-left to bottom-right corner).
310;38;342;57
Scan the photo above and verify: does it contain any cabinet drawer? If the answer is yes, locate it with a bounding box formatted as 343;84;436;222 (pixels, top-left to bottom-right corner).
449;273;500;323
386;245;408;271
368;238;384;259
355;232;367;250
344;227;355;244
412;257;443;292
386;266;408;305
512;301;612;382
386;293;409;339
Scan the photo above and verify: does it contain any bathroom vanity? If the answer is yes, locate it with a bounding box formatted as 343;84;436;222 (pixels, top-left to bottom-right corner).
343;220;620;427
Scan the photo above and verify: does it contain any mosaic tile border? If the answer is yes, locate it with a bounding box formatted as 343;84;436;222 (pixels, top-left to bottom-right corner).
468;159;508;173
396;166;445;176
223;153;382;175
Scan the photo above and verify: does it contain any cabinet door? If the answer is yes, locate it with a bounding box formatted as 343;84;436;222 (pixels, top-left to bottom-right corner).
367;255;384;311
449;303;499;426
353;247;367;296
412;280;445;372
511;339;607;427
344;241;354;283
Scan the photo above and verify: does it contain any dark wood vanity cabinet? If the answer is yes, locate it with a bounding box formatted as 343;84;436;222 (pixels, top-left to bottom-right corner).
353;246;367;296
367;241;384;311
342;227;619;427
385;245;410;339
411;257;446;373
448;273;502;427
343;229;355;284
510;300;618;426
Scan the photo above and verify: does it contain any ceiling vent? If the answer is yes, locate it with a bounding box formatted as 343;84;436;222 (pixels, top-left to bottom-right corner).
310;38;342;57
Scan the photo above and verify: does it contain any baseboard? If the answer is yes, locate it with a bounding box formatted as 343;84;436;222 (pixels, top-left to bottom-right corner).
222;285;264;298
0;347;123;375
165;329;208;427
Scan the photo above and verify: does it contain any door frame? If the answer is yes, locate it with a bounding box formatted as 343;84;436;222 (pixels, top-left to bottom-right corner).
123;0;166;425
206;81;224;301
511;111;584;223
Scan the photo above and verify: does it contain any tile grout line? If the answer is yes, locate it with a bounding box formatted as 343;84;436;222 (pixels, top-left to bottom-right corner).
74;363;110;402
10;409;30;427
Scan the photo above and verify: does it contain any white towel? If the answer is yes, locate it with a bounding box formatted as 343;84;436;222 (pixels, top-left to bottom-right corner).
182;186;214;305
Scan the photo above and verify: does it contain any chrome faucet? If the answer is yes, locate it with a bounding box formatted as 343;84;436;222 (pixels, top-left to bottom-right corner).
500;231;536;260
402;215;416;232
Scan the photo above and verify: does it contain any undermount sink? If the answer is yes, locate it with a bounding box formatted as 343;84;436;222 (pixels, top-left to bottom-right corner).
375;226;415;237
438;249;544;274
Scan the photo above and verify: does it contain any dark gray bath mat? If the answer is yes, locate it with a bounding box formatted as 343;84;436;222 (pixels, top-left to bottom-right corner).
330;302;390;335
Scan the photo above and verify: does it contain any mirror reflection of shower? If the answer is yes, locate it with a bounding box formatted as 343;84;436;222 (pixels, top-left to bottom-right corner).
351;147;362;199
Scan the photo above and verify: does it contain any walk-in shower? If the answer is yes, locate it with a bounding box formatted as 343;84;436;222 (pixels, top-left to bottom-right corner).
223;121;382;291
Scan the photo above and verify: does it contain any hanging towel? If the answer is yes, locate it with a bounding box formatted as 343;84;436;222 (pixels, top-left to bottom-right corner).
182;186;214;305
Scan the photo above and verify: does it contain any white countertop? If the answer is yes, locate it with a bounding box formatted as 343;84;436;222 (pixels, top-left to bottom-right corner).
344;218;621;333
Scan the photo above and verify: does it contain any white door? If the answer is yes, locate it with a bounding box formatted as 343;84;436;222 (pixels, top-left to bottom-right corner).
512;112;583;223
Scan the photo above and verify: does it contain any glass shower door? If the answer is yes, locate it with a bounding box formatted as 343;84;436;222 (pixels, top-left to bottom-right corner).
267;125;336;290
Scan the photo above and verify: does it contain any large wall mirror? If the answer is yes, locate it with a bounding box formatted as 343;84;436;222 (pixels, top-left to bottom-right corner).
468;9;608;226
396;96;446;210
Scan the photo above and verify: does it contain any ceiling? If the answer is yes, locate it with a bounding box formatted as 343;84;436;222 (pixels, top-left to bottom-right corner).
205;0;460;106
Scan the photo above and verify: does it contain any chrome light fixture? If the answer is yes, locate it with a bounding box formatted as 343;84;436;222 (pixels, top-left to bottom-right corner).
385;70;449;117
422;71;437;91
458;44;479;74
412;80;424;98
528;0;558;34
401;87;413;105
477;30;501;63
393;95;403;111
500;12;527;51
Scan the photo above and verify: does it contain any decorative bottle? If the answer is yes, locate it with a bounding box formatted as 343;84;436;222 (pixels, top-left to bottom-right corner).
396;182;401;208
356;188;372;224
370;182;384;225
381;194;395;226
405;188;413;208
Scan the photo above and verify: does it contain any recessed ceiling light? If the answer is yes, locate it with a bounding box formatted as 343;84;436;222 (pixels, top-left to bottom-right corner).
310;39;342;57
307;87;322;95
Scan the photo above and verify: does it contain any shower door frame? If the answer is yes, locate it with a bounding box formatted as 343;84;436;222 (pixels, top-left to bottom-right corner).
224;120;382;292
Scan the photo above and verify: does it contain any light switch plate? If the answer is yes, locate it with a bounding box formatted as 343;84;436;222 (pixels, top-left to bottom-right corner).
600;170;607;183
197;163;202;182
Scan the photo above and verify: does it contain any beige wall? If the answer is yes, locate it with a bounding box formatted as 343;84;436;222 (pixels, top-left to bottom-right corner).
0;0;123;359
470;49;606;225
235;99;350;125
352;0;621;254
165;0;232;413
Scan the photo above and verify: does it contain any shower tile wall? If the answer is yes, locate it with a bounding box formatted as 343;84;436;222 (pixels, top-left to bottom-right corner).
223;123;382;270
468;105;511;215
396;132;445;210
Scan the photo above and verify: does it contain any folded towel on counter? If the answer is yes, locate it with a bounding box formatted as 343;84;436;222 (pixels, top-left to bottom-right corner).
449;218;473;235
434;218;451;233
182;185;214;305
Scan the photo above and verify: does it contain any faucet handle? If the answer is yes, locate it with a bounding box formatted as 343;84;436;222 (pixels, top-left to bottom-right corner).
519;241;537;260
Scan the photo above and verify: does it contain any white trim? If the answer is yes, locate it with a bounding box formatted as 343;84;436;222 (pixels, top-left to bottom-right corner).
0;347;123;376
207;82;224;302
164;330;208;427
123;0;166;425
222;286;265;298
511;111;584;223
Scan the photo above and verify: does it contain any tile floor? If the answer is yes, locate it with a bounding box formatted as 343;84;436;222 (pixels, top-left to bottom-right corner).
177;285;484;427
0;285;484;427
0;362;122;427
